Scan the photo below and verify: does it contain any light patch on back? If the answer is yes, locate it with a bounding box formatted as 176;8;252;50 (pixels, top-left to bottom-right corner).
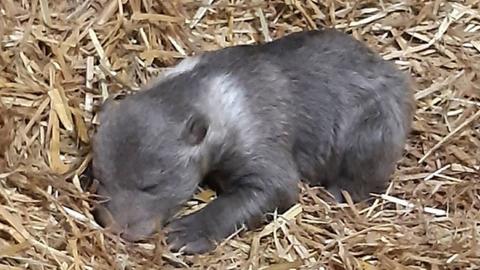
201;73;259;153
162;56;201;78
176;73;259;171
144;56;201;90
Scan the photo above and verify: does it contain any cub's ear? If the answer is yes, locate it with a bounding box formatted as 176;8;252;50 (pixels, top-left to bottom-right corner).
182;113;209;145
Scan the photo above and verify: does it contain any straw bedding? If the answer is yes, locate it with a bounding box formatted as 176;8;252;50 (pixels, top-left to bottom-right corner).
0;0;479;269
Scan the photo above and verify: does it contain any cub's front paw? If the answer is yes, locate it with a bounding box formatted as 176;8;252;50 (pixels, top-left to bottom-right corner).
165;213;217;254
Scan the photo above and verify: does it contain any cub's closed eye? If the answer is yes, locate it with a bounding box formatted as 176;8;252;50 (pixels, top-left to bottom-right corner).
139;183;159;193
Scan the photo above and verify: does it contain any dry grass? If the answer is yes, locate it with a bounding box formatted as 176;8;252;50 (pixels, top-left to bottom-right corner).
1;0;480;269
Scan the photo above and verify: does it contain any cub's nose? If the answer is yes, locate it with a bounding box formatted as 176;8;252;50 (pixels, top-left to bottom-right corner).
92;204;162;242
92;204;121;232
120;217;163;242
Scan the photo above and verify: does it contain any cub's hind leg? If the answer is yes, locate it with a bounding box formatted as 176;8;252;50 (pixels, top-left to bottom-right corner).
332;106;410;203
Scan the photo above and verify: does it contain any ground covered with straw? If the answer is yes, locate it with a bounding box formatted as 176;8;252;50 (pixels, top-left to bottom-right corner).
1;0;479;269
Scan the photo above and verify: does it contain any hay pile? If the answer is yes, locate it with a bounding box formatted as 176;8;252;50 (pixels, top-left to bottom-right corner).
1;0;479;269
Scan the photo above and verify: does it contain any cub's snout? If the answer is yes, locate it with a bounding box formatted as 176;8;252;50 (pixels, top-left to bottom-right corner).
92;191;164;242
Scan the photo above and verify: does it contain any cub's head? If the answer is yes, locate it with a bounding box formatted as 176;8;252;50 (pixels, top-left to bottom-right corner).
91;91;209;241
